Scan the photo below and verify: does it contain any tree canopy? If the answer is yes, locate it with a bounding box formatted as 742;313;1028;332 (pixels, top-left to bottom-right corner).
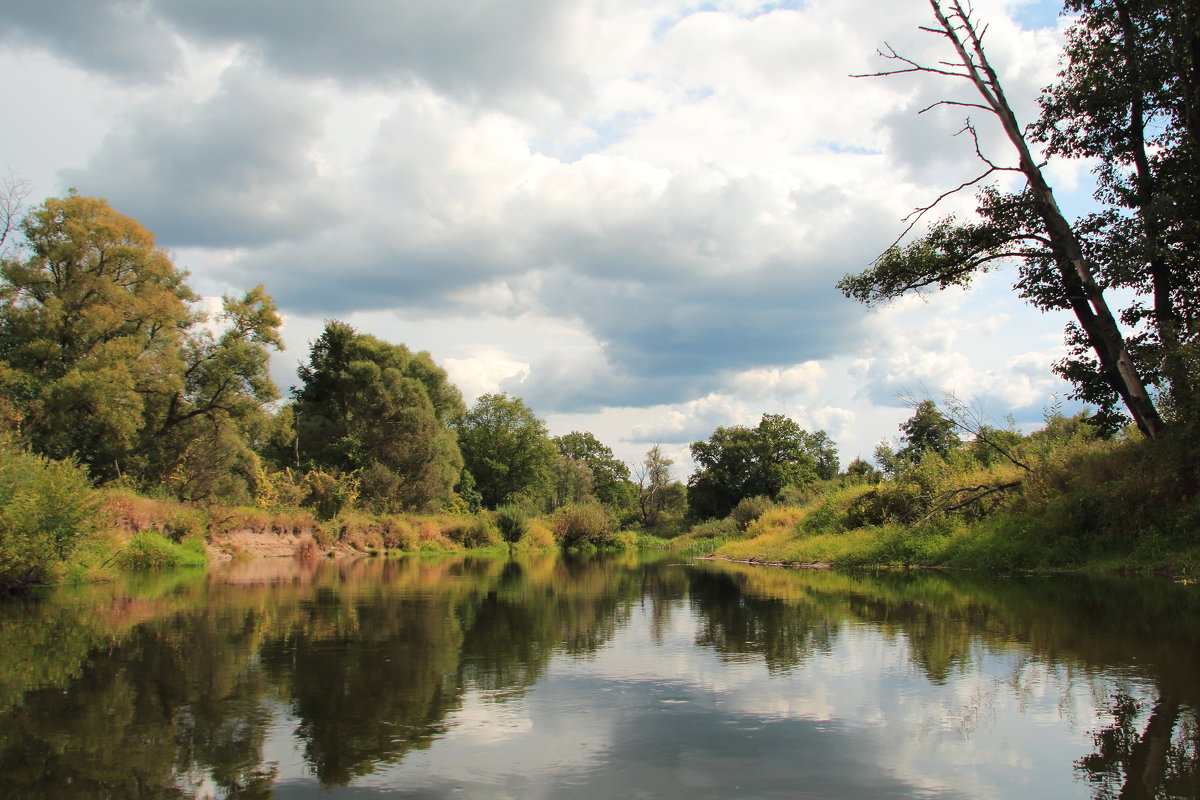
291;320;465;511
454;393;556;510
687;414;838;520
0;194;283;499
553;431;633;510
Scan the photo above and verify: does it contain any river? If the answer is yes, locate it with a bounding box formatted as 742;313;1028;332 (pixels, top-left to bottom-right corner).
0;553;1195;798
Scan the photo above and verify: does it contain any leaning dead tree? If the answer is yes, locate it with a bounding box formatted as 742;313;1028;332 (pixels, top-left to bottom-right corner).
850;0;1165;439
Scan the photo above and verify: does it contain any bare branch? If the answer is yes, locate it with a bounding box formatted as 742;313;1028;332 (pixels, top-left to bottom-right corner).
888;164;999;245
917;99;992;114
0;170;32;251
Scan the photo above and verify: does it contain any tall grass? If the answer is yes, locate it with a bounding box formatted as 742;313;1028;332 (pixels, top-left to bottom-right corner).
690;426;1200;573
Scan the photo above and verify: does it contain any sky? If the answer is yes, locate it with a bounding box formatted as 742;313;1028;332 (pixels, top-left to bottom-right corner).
0;0;1090;474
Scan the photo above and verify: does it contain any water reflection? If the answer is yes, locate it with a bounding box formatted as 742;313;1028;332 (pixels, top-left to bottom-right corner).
0;555;1195;798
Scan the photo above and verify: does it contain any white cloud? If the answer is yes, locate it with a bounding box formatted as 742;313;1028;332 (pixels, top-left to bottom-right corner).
0;0;1092;461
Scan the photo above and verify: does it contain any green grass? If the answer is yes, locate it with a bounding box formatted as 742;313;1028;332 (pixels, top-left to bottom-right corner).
689;430;1200;574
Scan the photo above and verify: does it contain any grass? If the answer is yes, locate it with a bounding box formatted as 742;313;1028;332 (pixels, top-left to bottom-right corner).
677;426;1200;574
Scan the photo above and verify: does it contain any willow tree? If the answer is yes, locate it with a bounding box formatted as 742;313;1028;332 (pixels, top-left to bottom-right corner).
0;194;283;498
841;0;1166;438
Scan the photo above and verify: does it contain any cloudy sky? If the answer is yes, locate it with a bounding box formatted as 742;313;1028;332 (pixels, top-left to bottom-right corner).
0;0;1092;473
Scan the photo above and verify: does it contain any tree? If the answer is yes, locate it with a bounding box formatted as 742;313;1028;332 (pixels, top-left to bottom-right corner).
898;400;961;462
454;393;555;510
841;0;1165;439
636;444;676;527
0;194;283;498
687;414;837;520
548;453;595;510
1034;0;1200;422
291;321;465;511
553;431;634;509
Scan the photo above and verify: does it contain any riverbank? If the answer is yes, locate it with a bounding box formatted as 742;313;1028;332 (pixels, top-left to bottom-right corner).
670;427;1200;574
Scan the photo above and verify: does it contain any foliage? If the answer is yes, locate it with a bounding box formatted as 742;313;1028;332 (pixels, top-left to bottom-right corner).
300;468;360;522
0;438;97;589
445;516;501;549
291;320;464;512
547;453;594;510
496;505;529;548
730;495;774;531
454;393;555;510
552;502;620;549
115;531;206;570
700;411;1200;572
840;2;1198;436
688;414;838;520
1033;0;1200;422
0;194;284;497
898;400;961;462
636;444;682;527
553;431;633;510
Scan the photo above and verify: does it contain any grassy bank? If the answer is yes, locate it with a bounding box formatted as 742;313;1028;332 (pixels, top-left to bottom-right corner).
671;426;1200;573
0;437;647;589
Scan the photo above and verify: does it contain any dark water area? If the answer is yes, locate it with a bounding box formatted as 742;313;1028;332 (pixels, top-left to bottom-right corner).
0;554;1197;799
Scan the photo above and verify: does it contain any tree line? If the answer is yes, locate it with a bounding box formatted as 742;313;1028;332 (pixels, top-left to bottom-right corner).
0;191;847;532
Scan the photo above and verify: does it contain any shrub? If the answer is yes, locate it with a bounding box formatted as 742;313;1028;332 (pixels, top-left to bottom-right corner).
301;469;360;521
553;503;619;548
162;506;207;542
846;482;923;527
379;516;418;550
496;505;529;547
523;519;557;550
116;531;206;570
731;496;774;531
0;441;97;589
446;516;500;548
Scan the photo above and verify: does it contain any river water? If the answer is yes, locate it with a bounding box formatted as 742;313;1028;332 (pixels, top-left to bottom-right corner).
0;553;1195;799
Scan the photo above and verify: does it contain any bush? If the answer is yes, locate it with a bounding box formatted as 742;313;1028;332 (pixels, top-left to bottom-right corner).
379;516;418;550
116;531;206;570
553;503;619;548
301;469;360;521
523;518;557;550
0;441;97;589
446;516;501;548
496;505;529;547
731;496;774;531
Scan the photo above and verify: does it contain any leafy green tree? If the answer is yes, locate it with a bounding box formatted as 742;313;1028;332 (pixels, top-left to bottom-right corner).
844;457;882;484
1034;0;1200;422
898;400;960;462
553;431;633;509
291;321;465;511
0;194;196;475
0;194;283;498
548;453;594;510
687;414;837;520
454;393;555;510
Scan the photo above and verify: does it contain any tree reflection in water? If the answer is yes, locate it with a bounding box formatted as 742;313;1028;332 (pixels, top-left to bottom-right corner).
0;555;1194;798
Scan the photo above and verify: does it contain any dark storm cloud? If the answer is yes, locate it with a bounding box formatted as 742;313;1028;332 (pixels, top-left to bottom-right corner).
61;67;340;248
153;0;589;101
2;0;589;105
0;0;180;80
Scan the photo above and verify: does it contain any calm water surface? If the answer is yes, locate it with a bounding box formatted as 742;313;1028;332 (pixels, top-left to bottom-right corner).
0;554;1196;799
